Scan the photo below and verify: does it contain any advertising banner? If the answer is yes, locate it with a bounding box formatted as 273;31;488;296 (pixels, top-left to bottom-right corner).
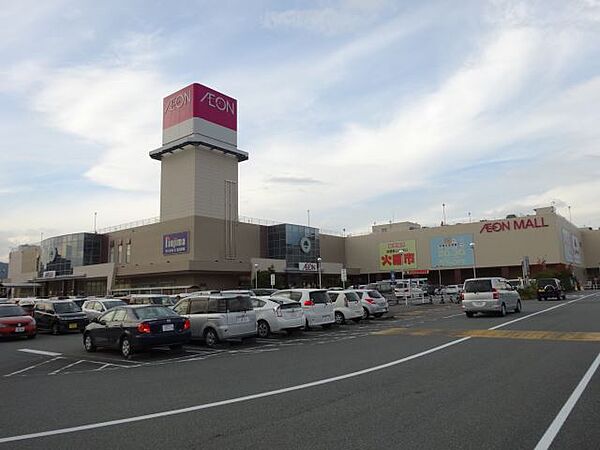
430;234;474;268
379;240;417;271
163;231;189;255
562;228;583;265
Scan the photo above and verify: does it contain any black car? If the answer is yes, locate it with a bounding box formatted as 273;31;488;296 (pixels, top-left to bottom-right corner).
83;305;191;358
537;278;566;301
33;300;88;334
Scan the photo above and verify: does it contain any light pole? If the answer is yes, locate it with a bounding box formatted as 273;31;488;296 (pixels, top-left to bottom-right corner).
469;242;477;278
317;257;322;289
254;263;259;289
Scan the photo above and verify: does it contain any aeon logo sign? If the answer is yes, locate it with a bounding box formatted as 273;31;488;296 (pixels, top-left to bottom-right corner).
164;90;191;113
200;92;235;115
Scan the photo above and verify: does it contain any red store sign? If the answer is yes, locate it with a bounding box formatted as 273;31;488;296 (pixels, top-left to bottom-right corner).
480;217;548;234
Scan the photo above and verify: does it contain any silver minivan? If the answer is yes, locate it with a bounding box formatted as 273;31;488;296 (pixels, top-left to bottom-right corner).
173;294;257;347
462;277;522;317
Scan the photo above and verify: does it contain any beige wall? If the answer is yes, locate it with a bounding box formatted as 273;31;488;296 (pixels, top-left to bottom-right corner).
160;146;239;222
346;210;564;273
581;228;600;269
8;245;40;283
320;234;346;264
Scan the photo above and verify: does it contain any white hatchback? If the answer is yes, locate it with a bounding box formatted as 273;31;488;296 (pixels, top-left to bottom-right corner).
271;289;335;329
327;290;363;325
353;289;389;319
462;277;522;317
251;297;304;338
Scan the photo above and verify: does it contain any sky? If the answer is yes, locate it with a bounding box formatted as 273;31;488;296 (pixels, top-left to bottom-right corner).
1;0;600;262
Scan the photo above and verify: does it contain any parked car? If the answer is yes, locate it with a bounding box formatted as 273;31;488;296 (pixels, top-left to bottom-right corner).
16;298;36;316
251;296;304;338
83;305;191;358
81;299;127;320
462;277;522;317
353;289;389;319
34;300;87;334
271;289;334;329
128;294;176;307
536;278;566;301
222;289;278;297
173;294;257;347
0;304;37;339
327;290;363;325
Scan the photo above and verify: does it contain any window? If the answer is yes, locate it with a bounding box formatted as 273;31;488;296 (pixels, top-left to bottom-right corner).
227;296;253;312
109;242;115;263
101;310;117;322
464;280;493;293
327;292;339;302
125;243;131;264
190;299;208;314
346;292;360;302
368;290;383;298
289;291;302;301
251;299;265;308
112;309;127;322
134;306;178;320
54;302;81;313
309;291;330;304
207;298;226;314
117;244;123;264
273;290;290;299
173;300;190;315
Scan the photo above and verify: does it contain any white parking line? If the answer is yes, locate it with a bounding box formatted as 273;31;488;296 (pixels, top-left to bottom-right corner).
49;360;84;375
4;357;63;378
18;349;62;357
442;313;464;319
534;351;600;450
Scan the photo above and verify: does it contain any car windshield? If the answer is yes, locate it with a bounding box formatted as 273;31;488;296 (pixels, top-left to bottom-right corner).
368;290;383;298
226;296;253;312
54;302;82;313
134;306;179;320
537;279;557;288
309;291;330;304
0;305;27;317
149;296;174;306
464;280;493;293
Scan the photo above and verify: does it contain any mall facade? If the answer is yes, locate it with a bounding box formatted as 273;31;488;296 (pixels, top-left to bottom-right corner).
5;82;600;297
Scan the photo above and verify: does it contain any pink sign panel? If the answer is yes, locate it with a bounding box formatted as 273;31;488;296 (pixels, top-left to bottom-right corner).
163;83;237;131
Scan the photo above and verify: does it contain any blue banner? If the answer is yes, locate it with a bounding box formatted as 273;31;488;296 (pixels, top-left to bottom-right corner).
163;231;189;255
430;234;474;268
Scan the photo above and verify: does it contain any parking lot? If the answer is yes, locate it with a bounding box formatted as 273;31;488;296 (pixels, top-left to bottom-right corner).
1;293;599;449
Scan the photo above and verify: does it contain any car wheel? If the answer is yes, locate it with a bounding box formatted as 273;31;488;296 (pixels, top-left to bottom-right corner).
204;328;219;348
120;336;133;358
373;313;384;318
169;344;183;351
334;311;345;325
52;322;60;335
514;300;522;313
84;333;96;352
465;312;474;318
362;307;370;320
500;303;507;317
257;320;270;339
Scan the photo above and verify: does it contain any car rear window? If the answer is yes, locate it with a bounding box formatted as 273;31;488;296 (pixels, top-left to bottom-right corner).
103;300;125;310
54;302;82;313
134;306;179;320
464;280;493;293
345;292;360;302
0;305;27;317
367;290;382;298
226;296;253;312
280;302;301;309
310;291;330;304
537;279;557;288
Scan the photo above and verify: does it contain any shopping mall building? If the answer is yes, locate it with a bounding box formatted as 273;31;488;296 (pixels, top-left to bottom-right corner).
5;83;600;297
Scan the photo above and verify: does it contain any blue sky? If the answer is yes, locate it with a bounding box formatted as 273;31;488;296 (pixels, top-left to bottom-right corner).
1;0;600;261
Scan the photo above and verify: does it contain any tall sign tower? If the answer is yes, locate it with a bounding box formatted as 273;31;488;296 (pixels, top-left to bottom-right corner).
150;83;248;224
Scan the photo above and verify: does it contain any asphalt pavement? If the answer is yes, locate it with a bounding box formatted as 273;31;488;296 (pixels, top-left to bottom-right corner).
0;293;598;449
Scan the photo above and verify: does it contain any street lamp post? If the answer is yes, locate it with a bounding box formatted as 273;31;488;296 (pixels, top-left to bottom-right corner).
317;257;322;289
254;263;259;289
469;242;477;278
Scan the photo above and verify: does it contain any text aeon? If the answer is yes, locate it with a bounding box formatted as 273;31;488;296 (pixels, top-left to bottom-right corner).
200;92;235;115
480;217;548;233
164;90;191;113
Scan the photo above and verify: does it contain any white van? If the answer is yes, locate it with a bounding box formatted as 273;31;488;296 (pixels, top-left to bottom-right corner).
271;289;334;329
462;277;522;317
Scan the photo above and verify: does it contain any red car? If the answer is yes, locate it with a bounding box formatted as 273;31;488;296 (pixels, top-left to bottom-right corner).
0;304;37;339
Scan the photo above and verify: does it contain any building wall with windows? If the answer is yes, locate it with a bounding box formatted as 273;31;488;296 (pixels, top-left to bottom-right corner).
8;245;40;283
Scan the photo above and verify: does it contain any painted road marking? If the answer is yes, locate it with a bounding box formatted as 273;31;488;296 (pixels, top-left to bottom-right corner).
49;360;84;375
0;292;596;443
373;328;600;342
534;351;600;450
4;357;63;378
18;349;62;357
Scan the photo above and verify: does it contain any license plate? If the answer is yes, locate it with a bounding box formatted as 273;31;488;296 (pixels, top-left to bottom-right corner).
162;324;174;332
15;327;25;333
68;323;77;329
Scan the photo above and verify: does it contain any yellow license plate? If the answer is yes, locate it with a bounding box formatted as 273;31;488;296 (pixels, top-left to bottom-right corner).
69;323;77;329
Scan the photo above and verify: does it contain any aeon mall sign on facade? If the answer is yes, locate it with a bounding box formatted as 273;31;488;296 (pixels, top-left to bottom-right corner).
480;217;549;233
162;83;237;131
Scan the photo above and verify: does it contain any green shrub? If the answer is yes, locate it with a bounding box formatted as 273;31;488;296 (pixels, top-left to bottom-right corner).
517;285;538;300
